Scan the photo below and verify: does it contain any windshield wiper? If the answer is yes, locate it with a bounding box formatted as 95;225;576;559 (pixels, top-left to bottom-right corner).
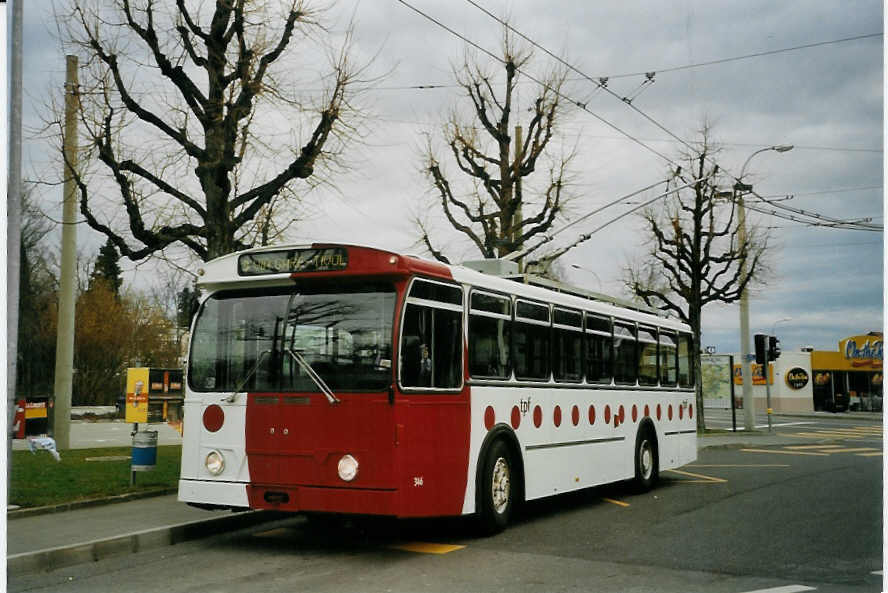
285;347;340;405
222;349;271;403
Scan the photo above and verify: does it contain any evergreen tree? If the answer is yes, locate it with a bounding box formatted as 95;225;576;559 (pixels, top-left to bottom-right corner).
90;238;123;297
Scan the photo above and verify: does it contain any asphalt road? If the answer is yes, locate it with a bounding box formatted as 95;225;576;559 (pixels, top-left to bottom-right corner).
11;423;882;593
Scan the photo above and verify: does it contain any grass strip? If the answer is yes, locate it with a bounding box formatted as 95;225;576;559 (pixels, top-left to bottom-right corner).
10;445;181;508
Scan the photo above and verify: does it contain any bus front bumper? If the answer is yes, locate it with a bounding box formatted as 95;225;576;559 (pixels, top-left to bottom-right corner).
178;479;250;509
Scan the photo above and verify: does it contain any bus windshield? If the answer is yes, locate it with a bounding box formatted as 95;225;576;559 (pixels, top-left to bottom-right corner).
188;284;396;393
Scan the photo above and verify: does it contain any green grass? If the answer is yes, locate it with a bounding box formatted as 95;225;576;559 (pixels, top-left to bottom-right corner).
10;445;182;508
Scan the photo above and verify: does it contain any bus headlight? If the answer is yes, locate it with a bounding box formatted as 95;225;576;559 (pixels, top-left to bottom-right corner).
205;450;225;475
337;454;358;482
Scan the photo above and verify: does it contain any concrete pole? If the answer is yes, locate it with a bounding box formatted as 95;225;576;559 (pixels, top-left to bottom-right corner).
512;125;523;272
737;193;756;431
8;0;24;496
736;145;793;431
52;55;80;450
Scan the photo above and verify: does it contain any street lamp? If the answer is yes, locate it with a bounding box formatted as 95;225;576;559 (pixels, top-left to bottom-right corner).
771;316;792;336
736;145;794;432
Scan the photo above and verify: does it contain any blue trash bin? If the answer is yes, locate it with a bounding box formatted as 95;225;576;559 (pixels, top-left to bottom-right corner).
132;430;158;471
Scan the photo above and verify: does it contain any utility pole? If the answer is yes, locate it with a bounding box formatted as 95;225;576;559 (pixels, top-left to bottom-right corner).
512;125;523;271
8;0;25;499
52;55;80;450
735;145;793;432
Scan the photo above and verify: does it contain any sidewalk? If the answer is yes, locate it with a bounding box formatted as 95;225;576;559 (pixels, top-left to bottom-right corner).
7;494;283;575
7;417;880;576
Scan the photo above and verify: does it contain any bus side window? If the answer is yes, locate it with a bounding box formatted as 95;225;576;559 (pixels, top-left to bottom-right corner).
585;314;613;384
678;333;693;388
400;279;464;390
613;321;638;385
637;326;658;386
514;300;550;381
469;291;511;379
659;331;678;386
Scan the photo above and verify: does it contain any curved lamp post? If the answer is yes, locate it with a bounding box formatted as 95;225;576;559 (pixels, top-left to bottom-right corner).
737;145;794;432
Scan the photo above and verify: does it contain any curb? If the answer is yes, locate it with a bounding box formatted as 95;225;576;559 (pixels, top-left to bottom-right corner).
8;488;179;520
7;509;288;576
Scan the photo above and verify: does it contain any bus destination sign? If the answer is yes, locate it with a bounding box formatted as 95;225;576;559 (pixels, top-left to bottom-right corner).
238;247;348;276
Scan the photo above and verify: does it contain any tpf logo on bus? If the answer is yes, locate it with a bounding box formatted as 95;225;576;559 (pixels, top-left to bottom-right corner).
519;396;532;416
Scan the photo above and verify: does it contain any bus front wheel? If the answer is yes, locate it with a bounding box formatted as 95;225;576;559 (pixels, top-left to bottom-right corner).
633;425;659;492
478;440;513;534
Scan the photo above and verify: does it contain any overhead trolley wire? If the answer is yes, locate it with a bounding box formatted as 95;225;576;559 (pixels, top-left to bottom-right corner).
462;0;883;233
398;0;881;234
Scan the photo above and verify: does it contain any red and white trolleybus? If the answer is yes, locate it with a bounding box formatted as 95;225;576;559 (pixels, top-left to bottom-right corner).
178;243;697;532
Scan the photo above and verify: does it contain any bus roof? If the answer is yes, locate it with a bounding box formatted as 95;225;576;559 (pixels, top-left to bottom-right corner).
195;243;687;332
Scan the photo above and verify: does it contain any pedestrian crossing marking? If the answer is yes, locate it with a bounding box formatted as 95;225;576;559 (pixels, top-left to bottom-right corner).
391;542;466;554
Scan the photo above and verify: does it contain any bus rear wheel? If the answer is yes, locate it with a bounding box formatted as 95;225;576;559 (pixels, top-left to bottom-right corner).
633;426;659;492
478;440;513;535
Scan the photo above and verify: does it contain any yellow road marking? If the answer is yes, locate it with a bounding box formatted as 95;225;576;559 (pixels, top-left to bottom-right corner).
253;528;292;538
784;445;843;450
741;448;829;456
602;497;630;507
785;432;868;439
664;469;727;483
391;542;466;554
822;447;879;453
687;464;789;467
857;452;884;457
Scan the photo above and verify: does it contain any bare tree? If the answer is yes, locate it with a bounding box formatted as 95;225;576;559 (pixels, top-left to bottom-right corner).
624;129;770;432
418;28;574;269
50;0;366;262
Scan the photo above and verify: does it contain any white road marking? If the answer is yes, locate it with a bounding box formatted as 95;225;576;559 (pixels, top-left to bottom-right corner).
736;585;816;593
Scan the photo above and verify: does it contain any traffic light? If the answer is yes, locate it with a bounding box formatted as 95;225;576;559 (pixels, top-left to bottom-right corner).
754;334;767;365
768;336;781;361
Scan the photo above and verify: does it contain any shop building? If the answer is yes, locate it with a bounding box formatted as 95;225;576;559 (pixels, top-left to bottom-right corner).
810;332;882;412
732;332;883;413
732;351;815;413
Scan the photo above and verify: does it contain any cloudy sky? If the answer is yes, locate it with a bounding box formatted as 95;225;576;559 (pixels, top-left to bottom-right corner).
15;0;884;355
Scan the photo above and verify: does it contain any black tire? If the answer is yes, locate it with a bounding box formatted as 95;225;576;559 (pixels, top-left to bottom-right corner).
477;440;514;535
633;426;659;492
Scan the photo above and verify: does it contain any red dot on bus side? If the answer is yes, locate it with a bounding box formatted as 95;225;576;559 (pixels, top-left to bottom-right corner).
202;404;224;433
571;405;580;426
619;405;625;423
533;405;543;428
604;405;611;424
588;405;596;425
689;404;694;419
644;404;650;418
679;405;684;420
553;405;562;427
631;405;637;422
668;405;673;420
657;404;662;420
484;406;496;430
511;406;521;429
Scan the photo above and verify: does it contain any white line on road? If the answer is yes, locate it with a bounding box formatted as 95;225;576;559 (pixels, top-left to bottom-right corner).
737;585;816;593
